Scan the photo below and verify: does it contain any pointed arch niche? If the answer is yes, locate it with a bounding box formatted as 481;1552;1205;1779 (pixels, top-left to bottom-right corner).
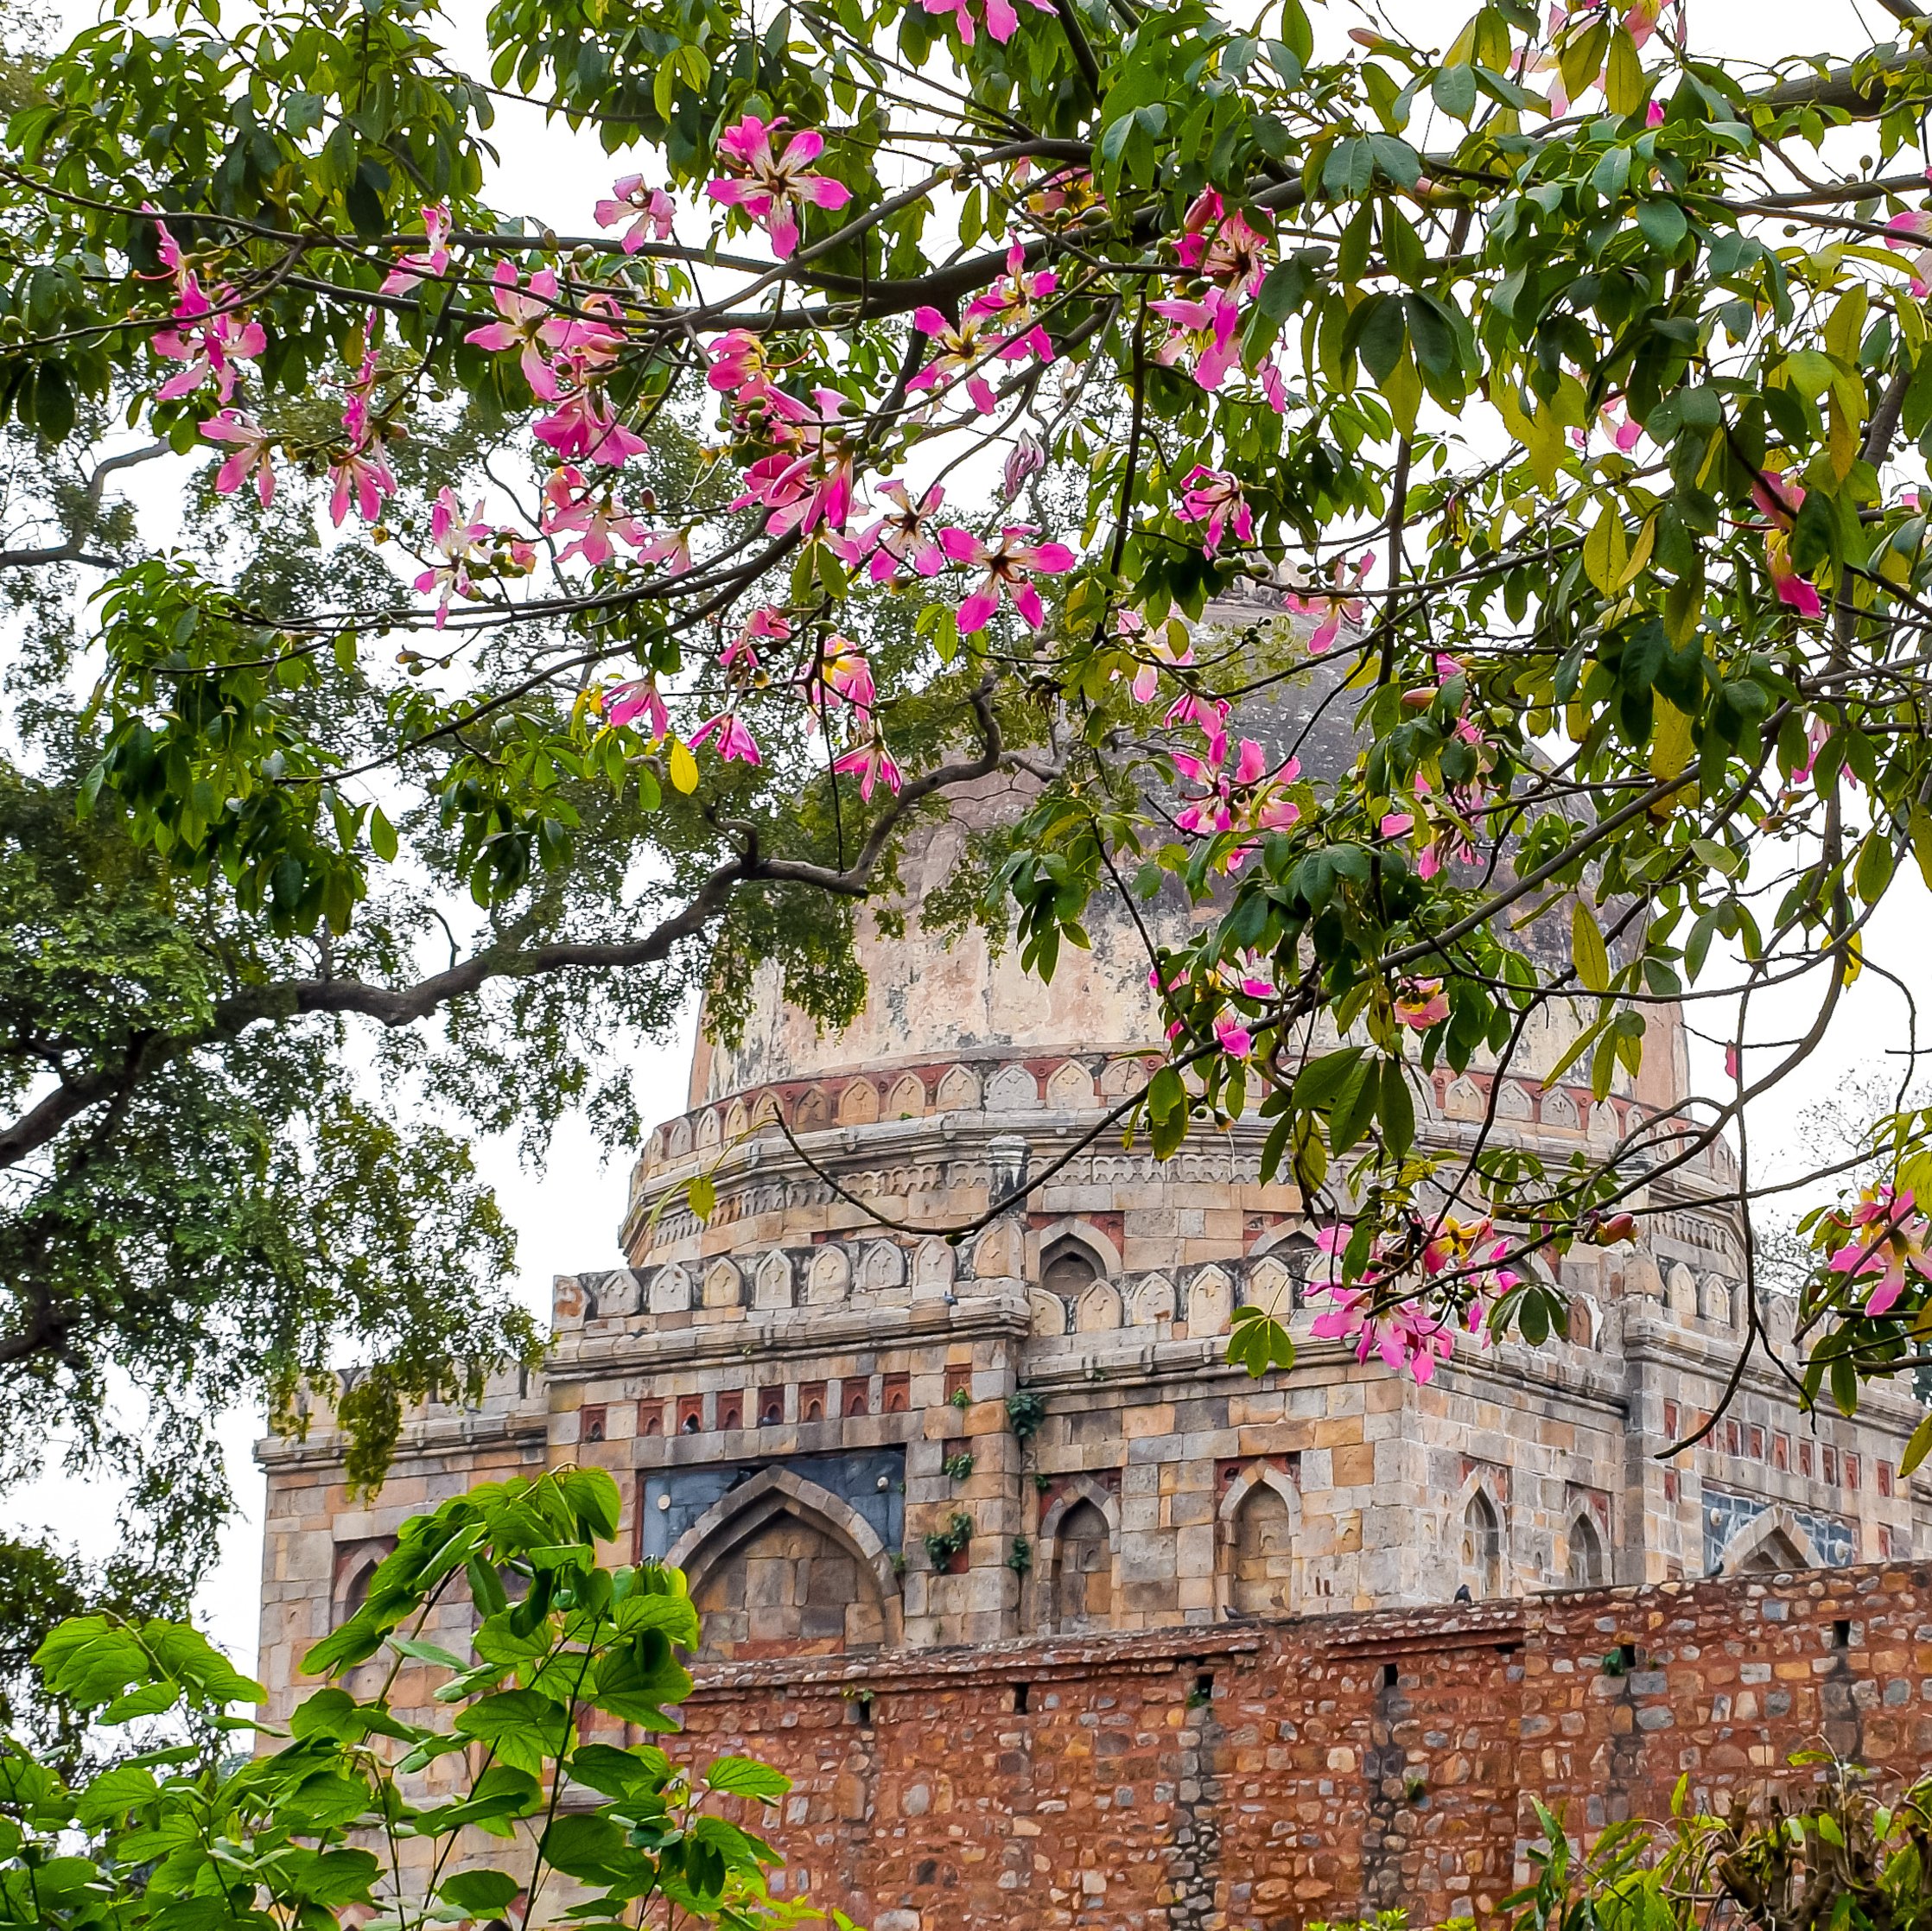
1459;1486;1503;1599
1037;1480;1120;1634
1719;1507;1821;1578
665;1468;903;1661
1217;1467;1298;1618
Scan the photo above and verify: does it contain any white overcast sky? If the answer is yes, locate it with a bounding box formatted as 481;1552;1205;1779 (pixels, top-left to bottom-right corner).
6;0;1929;1676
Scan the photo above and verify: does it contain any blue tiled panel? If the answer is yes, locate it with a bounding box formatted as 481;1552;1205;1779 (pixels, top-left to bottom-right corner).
1702;1484;1853;1573
639;1448;906;1563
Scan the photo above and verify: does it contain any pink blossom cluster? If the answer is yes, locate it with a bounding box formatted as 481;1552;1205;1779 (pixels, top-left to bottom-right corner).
143;206;267;405
1281;553;1375;653
1308;1215;1519;1384
921;0;1055;46
706;116;851;260
466;261;647;466
413;487;534;626
1148;677;1304;873
909;239;1058;416
1821;1185;1932;1318
1148;191;1289;409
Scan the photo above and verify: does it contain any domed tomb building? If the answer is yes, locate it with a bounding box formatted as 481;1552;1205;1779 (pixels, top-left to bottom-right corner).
255;597;1932;1703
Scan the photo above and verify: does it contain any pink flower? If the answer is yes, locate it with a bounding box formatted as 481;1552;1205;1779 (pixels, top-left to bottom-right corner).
413;487;498;626
1745;472;1823;616
379;202;453;295
1888;209;1932;296
1117;610;1196;703
706;329;774;399
339;349;383;447
833;727;903;800
942;524;1077;632
464;261;568;399
1645;98;1665;127
137;201;186;281
721;606;790;673
1212;1014;1253;1058
542;466;646;565
1166;689;1232;767
800;634;876;724
963;239;1058;369
1282;554;1375;654
919;0;1054;43
532;388;650;465
327;444;397;527
908;308;998;415
863;480;952;581
152;276;266;401
1587;396;1643;452
1394;976;1449;1031
729;387;855;537
605;677;670;738
1003;433;1046;504
1010;157;1103;221
632;527;694;575
594;175;677;254
200;409;275;506
707;117;852;260
1621;0;1681;49
1148;288;1242;391
1176;189;1270;296
691;710;763;765
1174;467;1253;556
1311;1280;1459;1385
1790;713;1856;791
1825;1185;1932;1318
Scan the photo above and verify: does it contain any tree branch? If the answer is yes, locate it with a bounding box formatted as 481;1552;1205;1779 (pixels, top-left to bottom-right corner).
0;441;168;570
0;683;1006;1175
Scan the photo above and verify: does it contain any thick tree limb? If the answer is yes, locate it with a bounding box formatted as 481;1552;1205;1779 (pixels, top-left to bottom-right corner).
0;683;1007;1175
0;441;168;570
1755;47;1932;113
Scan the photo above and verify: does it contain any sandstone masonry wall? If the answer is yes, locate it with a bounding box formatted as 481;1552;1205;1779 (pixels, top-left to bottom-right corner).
677;1561;1932;1931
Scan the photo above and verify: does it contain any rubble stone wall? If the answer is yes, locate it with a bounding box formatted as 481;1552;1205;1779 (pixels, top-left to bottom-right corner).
677;1561;1932;1931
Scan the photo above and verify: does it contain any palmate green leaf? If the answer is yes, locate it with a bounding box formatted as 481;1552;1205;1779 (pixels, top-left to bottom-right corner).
454;1687;572;1775
613;1589;702;1648
704;1755;791;1802
440;1869;524;1915
593;1631;694;1729
541;1812;636;1883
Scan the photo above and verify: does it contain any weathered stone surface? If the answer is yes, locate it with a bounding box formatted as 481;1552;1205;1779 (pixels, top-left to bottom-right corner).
256;653;1932;1912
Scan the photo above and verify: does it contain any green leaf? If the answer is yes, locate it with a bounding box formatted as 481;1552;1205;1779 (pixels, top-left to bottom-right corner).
1604;26;1643;113
440;1870;524;1915
705;1754;790;1801
1899;1410;1932;1479
1379;1058;1416;1157
455;1688;569;1775
1636;199;1688;254
1431;63;1478;119
1328;1057;1379;1153
1571;902;1611;994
